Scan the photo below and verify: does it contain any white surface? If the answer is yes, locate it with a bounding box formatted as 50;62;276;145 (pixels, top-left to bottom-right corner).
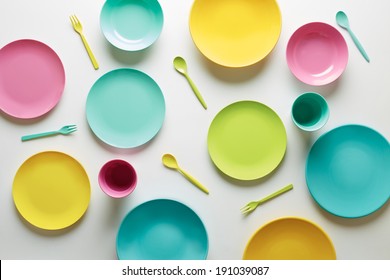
0;0;389;260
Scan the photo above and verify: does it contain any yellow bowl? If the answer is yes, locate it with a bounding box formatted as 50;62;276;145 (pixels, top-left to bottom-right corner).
243;217;336;260
189;0;282;67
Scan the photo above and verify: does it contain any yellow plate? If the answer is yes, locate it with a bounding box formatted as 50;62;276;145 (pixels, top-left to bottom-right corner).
12;151;91;230
189;0;282;67
243;217;336;260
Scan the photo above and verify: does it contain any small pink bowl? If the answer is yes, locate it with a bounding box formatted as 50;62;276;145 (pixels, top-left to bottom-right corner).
286;22;348;86
98;159;137;198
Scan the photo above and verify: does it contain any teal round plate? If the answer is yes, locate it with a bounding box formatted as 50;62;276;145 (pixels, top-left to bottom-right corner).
116;199;208;260
306;125;390;218
100;0;164;51
86;68;165;148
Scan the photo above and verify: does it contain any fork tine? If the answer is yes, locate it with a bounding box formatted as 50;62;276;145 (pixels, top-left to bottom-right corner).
70;15;75;25
240;205;251;213
241;208;253;215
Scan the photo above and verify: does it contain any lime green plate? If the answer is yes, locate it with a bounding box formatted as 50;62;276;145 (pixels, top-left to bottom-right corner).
207;101;287;180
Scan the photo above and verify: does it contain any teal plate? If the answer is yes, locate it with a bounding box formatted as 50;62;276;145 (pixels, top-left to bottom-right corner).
100;0;164;51
116;199;208;260
306;125;390;218
86;68;165;148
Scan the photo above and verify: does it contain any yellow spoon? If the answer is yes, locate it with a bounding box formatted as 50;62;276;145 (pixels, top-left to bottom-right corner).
162;153;209;194
173;56;207;109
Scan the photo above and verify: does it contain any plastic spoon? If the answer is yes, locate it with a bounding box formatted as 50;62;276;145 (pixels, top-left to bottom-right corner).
173;56;207;109
336;11;370;62
162;153;209;194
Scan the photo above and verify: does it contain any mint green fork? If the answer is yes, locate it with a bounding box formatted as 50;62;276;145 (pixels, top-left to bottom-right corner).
240;184;294;215
21;125;77;141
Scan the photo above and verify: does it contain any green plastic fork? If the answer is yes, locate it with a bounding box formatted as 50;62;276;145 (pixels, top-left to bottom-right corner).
21;125;77;141
240;184;293;215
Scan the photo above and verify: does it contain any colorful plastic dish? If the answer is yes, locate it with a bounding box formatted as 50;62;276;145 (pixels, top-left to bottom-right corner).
116;199;208;260
0;39;65;119
98;159;137;198
292;92;329;131
243;217;336;260
12;151;91;230
86;68;165;148
207;101;287;180
100;0;164;51
189;0;282;67
306;125;390;218
286;22;348;86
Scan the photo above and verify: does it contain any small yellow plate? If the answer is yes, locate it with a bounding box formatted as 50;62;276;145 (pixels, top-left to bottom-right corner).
243;217;336;260
12;151;91;230
189;0;282;67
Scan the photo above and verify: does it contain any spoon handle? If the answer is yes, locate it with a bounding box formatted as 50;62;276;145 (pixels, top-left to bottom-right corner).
179;168;209;194
185;75;208;109
348;29;370;62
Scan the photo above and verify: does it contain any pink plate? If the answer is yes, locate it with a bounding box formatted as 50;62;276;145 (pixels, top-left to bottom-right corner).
286;22;348;86
0;39;65;119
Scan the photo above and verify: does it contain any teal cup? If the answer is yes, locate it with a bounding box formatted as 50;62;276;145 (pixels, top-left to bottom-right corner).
292;92;329;131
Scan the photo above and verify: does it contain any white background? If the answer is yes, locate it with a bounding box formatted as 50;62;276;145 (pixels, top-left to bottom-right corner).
0;0;389;260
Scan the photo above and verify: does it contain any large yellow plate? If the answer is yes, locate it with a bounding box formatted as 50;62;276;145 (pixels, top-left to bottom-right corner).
189;0;282;67
12;151;91;230
243;217;336;260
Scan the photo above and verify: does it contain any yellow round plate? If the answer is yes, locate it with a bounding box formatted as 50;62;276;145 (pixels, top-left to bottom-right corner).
243;217;336;260
12;151;91;230
189;0;282;67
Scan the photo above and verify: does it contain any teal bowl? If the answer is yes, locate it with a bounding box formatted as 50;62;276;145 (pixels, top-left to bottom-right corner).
100;0;164;51
292;92;329;131
116;199;208;260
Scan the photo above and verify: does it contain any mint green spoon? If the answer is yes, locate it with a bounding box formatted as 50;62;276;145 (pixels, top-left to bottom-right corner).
336;11;370;62
173;56;207;109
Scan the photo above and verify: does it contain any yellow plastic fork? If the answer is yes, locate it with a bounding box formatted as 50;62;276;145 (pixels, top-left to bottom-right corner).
240;184;293;215
70;14;99;70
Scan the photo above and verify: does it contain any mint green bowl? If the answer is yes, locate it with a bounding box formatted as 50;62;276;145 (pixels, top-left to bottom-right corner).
100;0;164;51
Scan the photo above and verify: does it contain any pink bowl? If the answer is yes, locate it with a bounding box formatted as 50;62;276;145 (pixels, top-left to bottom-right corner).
98;159;137;198
286;22;348;86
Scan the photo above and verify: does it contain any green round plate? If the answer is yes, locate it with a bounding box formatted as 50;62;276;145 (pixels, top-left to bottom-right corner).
207;101;287;180
86;68;165;148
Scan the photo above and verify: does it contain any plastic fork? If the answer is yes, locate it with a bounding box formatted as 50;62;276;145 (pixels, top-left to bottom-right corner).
240;184;293;215
21;125;77;141
70;14;99;70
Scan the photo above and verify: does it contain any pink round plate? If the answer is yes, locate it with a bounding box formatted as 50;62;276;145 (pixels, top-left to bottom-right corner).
0;39;65;119
286;22;348;86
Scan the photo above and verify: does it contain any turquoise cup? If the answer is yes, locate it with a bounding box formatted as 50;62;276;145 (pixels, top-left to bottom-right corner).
292;92;329;131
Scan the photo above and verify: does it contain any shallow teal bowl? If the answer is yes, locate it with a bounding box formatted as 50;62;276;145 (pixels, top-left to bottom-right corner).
100;0;164;51
116;199;208;260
